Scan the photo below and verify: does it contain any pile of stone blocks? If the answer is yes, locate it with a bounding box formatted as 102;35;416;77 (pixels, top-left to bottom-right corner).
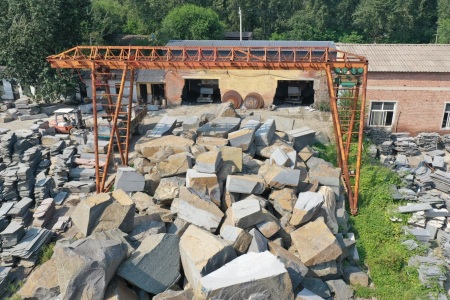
16;104;369;299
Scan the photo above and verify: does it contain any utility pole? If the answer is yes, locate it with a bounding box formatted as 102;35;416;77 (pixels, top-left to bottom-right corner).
239;7;242;41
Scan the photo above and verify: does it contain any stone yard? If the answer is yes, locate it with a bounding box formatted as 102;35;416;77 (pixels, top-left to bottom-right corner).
0;101;368;299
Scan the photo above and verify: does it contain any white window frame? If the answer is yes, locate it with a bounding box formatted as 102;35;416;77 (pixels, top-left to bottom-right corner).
368;101;397;127
441;103;450;129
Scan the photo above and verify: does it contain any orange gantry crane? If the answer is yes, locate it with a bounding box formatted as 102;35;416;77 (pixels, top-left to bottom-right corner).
47;46;368;215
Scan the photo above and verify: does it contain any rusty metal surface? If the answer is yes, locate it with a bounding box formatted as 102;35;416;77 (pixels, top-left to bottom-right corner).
47;46;367;70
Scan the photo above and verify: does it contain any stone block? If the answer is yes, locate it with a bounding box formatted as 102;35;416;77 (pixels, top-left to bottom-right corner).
343;266;369;287
228;128;255;151
231;199;264;229
198;251;294;300
196;117;241;138
180;225;237;290
301;277;331;299
182;116;200;131
55;238;128;299
146;115;177;138
270;147;291;166
195;150;222;174
291;217;343;266
268;241;308;290
272;116;295;132
220;225;253;255
221;146;243;173
295;288;323;300
71;193;112;237
270;188;296;216
115;167;145;192
104;277;138;300
153;177;186;205
128;221;166;246
290;192;324;227
117;234;181;294
93;189;135;233
196;136;229;150
309;164;341;187
157;152;192;178
226;175;265;194
255;212;281;239
325;279;353;300
136;135;194;159
248;228;268;253
259;164;301;189
286;127;316;151
318;186;339;234
254;119;275;147
172;187;224;232
167;217;190;237
18;258;59;300
132;192;155;213
153;290;192;300
186;169;221;206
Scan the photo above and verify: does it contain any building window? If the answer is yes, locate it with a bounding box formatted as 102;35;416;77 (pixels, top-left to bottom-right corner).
442;103;450;129
369;101;395;127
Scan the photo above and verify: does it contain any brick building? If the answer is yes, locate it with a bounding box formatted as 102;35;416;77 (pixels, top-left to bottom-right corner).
336;44;450;135
136;40;334;108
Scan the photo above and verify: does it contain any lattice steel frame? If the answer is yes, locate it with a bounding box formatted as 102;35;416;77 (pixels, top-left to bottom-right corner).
47;46;368;214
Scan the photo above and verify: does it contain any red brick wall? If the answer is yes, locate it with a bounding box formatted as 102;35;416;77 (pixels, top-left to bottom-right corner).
366;72;450;135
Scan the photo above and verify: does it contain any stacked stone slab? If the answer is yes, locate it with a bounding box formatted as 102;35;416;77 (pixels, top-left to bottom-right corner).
415;132;440;152
0;132;17;164
52;146;76;188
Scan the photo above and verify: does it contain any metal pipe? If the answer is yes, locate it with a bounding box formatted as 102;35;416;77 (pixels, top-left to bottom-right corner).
125;69;135;165
91;64;100;193
352;65;369;215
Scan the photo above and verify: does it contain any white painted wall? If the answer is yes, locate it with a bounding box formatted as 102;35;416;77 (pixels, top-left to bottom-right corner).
83;79;138;102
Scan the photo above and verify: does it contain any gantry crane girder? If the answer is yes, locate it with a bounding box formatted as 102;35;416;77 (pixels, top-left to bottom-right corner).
47;46;368;215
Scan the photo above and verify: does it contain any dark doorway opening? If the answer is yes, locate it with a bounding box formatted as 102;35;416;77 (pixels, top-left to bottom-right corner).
151;84;165;102
273;80;314;106
182;79;220;104
139;84;148;103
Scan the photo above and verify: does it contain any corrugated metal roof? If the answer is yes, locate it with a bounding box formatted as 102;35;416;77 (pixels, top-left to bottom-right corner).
336;43;450;73
136;70;165;83
166;40;336;48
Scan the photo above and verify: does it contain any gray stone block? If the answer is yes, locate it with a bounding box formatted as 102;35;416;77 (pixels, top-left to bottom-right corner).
286;127;316;151
220;225;252;255
118;234;181;294
226;175;265;194
171;187;224;232
301;277;331;299
198;251;294;300
146;115;177;138
290;192;324;226
180;225;237;290
115;167;145;192
195;150;222;174
268;242;308;290
254;119;275;147
71;193;112;237
196;117;241;138
291;217;342;266
231;199;264;229
55;238;128;299
248;228;268;253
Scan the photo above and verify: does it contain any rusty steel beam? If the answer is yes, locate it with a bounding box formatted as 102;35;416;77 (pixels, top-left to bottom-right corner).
47;46;366;70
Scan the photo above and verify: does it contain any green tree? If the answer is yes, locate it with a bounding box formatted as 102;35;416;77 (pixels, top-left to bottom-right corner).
160;4;224;41
0;0;90;101
437;18;450;43
284;0;337;41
